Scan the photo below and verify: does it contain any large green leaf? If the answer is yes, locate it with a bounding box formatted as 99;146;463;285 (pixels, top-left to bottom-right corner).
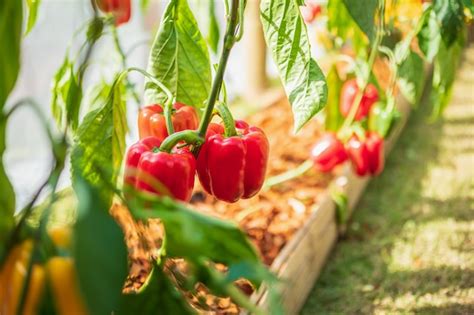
71;79;127;206
118;266;195;314
0;0;22;255
434;0;465;48
431;39;463;117
145;0;211;109
132;197;259;265
25;0;41;35
342;0;377;42
327;0;367;55
73;175;128;315
260;0;327;132
396;48;424;105
417;7;441;63
207;0;220;54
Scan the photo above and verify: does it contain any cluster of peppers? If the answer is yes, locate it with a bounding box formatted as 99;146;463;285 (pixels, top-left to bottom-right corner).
124;102;270;203
0;228;88;315
311;79;385;177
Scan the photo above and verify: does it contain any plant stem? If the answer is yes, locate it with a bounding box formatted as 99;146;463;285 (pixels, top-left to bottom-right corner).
197;0;240;139
263;160;313;189
159;130;204;152
215;103;237;137
112;26;142;105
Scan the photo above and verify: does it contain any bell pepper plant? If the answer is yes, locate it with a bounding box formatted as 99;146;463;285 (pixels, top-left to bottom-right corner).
138;103;199;141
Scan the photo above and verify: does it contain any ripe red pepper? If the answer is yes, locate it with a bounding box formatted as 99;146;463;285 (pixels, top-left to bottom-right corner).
340;79;379;121
124;136;196;202
310;133;348;172
138;103;199;142
300;0;322;24
366;132;385;176
197;120;269;203
346;135;370;176
96;0;131;26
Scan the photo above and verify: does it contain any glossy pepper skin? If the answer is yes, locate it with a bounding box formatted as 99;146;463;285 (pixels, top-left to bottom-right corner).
95;0;131;26
366;132;385;176
197;120;269;203
310;133;348;172
138;103;199;141
346;135;370;176
340;79;379;121
124;136;196;202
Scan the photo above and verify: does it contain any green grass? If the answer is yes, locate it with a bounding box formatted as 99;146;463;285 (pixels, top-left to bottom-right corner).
301;49;474;314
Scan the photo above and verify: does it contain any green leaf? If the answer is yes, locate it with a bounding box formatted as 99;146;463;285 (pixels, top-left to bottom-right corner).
207;0;220;54
431;39;463;118
71;79;127;206
327;0;368;55
417;7;441;63
434;0;465;48
145;0;212;109
0;0;22;254
132;197;259;265
260;0;328;132
118;265;195;314
325;66;344;131
396;50;424;105
342;0;377;42
0;0;22;108
73;175;128;315
462;0;474;14
25;0;41;35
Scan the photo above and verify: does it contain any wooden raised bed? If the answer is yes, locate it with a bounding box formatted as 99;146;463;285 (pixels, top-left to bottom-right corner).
249;67;431;315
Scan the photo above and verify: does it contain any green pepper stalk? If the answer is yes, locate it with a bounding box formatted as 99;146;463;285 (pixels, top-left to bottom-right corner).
197;0;244;139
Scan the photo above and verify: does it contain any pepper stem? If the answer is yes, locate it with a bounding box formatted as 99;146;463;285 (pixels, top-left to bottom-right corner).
215;103;237;137
159;130;204;153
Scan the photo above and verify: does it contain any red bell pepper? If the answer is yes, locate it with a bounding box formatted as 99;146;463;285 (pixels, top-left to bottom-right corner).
124;136;196;202
366;132;385;176
96;0;131;26
300;0;322;24
197;120;269;203
346;135;370;176
138;103;199;141
340;79;379;121
310;133;348;172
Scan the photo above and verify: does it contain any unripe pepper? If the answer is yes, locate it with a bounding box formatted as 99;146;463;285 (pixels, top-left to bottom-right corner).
0;240;45;315
340;79;379;121
310;133;348;172
138;103;199;141
197;120;269;203
366;132;385;176
47;257;88;315
124;136;196;202
346;135;370;176
95;0;131;26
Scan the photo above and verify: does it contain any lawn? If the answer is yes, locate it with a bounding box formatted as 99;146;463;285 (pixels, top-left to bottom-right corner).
301;46;474;314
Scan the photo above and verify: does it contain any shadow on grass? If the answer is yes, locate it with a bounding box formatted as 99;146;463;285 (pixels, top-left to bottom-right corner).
301;51;474;315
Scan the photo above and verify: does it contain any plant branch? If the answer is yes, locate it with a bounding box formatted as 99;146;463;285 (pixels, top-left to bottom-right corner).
264;160;313;189
197;0;241;139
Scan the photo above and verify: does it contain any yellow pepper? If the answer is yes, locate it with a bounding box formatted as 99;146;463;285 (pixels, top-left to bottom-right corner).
0;240;45;315
46;257;89;315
